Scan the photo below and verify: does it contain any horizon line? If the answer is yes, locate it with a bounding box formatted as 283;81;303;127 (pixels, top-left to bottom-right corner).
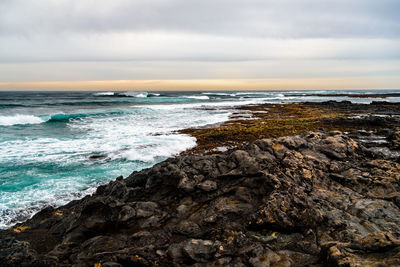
1;78;399;91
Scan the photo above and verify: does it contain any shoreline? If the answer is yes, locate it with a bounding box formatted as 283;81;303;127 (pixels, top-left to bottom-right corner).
181;100;400;154
1;100;400;266
284;93;400;98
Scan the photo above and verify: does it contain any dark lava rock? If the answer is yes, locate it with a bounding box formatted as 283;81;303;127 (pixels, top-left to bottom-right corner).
1;130;400;266
89;154;107;160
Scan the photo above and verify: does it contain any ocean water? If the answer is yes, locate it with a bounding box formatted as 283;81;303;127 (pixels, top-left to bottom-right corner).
1;89;400;228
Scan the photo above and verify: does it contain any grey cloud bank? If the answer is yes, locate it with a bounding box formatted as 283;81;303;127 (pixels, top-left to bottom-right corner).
0;0;399;86
1;0;399;38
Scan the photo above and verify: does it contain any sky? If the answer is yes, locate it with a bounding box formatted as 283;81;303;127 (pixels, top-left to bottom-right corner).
0;0;399;90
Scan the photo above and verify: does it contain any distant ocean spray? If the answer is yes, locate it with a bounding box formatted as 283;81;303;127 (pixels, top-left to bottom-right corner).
1;89;400;228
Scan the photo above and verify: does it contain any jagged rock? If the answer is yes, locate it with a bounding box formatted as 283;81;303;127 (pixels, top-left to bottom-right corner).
390;128;400;149
173;220;201;236
249;246;292;267
2;130;400;266
197;180;217;192
118;205;135;222
135;201;159;218
102;262;122;267
168;239;221;263
0;238;38;266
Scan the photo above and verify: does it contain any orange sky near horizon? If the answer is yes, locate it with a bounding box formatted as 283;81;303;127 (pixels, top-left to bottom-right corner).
1;77;400;91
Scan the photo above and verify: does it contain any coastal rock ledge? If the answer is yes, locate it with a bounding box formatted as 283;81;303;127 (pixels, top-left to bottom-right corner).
2;130;400;266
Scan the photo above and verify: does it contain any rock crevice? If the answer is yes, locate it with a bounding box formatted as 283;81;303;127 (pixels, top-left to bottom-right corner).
1;130;400;266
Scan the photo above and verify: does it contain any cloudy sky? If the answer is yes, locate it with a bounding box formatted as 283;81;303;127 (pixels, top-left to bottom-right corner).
0;0;399;90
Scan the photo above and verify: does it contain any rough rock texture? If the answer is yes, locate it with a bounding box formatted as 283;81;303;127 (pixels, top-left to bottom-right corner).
1;130;400;266
180;101;400;155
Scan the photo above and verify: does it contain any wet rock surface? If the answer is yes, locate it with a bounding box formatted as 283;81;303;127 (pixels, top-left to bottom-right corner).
1;128;400;266
180;101;400;155
2;101;400;266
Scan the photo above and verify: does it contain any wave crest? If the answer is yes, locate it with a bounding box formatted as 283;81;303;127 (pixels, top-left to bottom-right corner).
93;91;162;98
46;113;90;122
0;111;128;126
185;96;210;100
0;114;45;126
93;92;115;96
118;92;161;98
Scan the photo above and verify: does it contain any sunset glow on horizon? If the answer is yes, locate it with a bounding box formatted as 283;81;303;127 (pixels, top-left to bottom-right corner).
1;77;400;91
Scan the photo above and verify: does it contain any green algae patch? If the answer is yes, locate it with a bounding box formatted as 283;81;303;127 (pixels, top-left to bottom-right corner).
180;103;345;154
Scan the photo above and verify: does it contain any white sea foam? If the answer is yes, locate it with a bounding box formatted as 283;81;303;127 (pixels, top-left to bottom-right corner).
0;180;97;228
122;135;196;162
185;95;210;100
0;105;231;166
93;91;115;96
119;91;148;98
202;92;236;96
235;92;274;95
141;99;261;111
0;114;45;126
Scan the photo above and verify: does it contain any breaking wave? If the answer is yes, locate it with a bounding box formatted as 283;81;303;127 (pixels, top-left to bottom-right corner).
0;114;45;126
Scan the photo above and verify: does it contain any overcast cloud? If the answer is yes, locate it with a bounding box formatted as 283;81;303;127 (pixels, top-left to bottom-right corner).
0;0;399;87
1;0;399;38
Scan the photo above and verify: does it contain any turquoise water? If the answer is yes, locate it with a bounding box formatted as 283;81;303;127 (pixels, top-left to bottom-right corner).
1;90;400;227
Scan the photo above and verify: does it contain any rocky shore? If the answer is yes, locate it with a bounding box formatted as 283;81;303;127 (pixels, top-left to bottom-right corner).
1;101;400;266
284;93;400;98
181;101;400;154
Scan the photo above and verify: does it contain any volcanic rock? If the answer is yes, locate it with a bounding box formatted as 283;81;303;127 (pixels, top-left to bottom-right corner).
1;130;400;266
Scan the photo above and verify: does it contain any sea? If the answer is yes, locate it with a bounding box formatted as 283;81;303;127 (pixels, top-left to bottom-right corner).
1;89;400;228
